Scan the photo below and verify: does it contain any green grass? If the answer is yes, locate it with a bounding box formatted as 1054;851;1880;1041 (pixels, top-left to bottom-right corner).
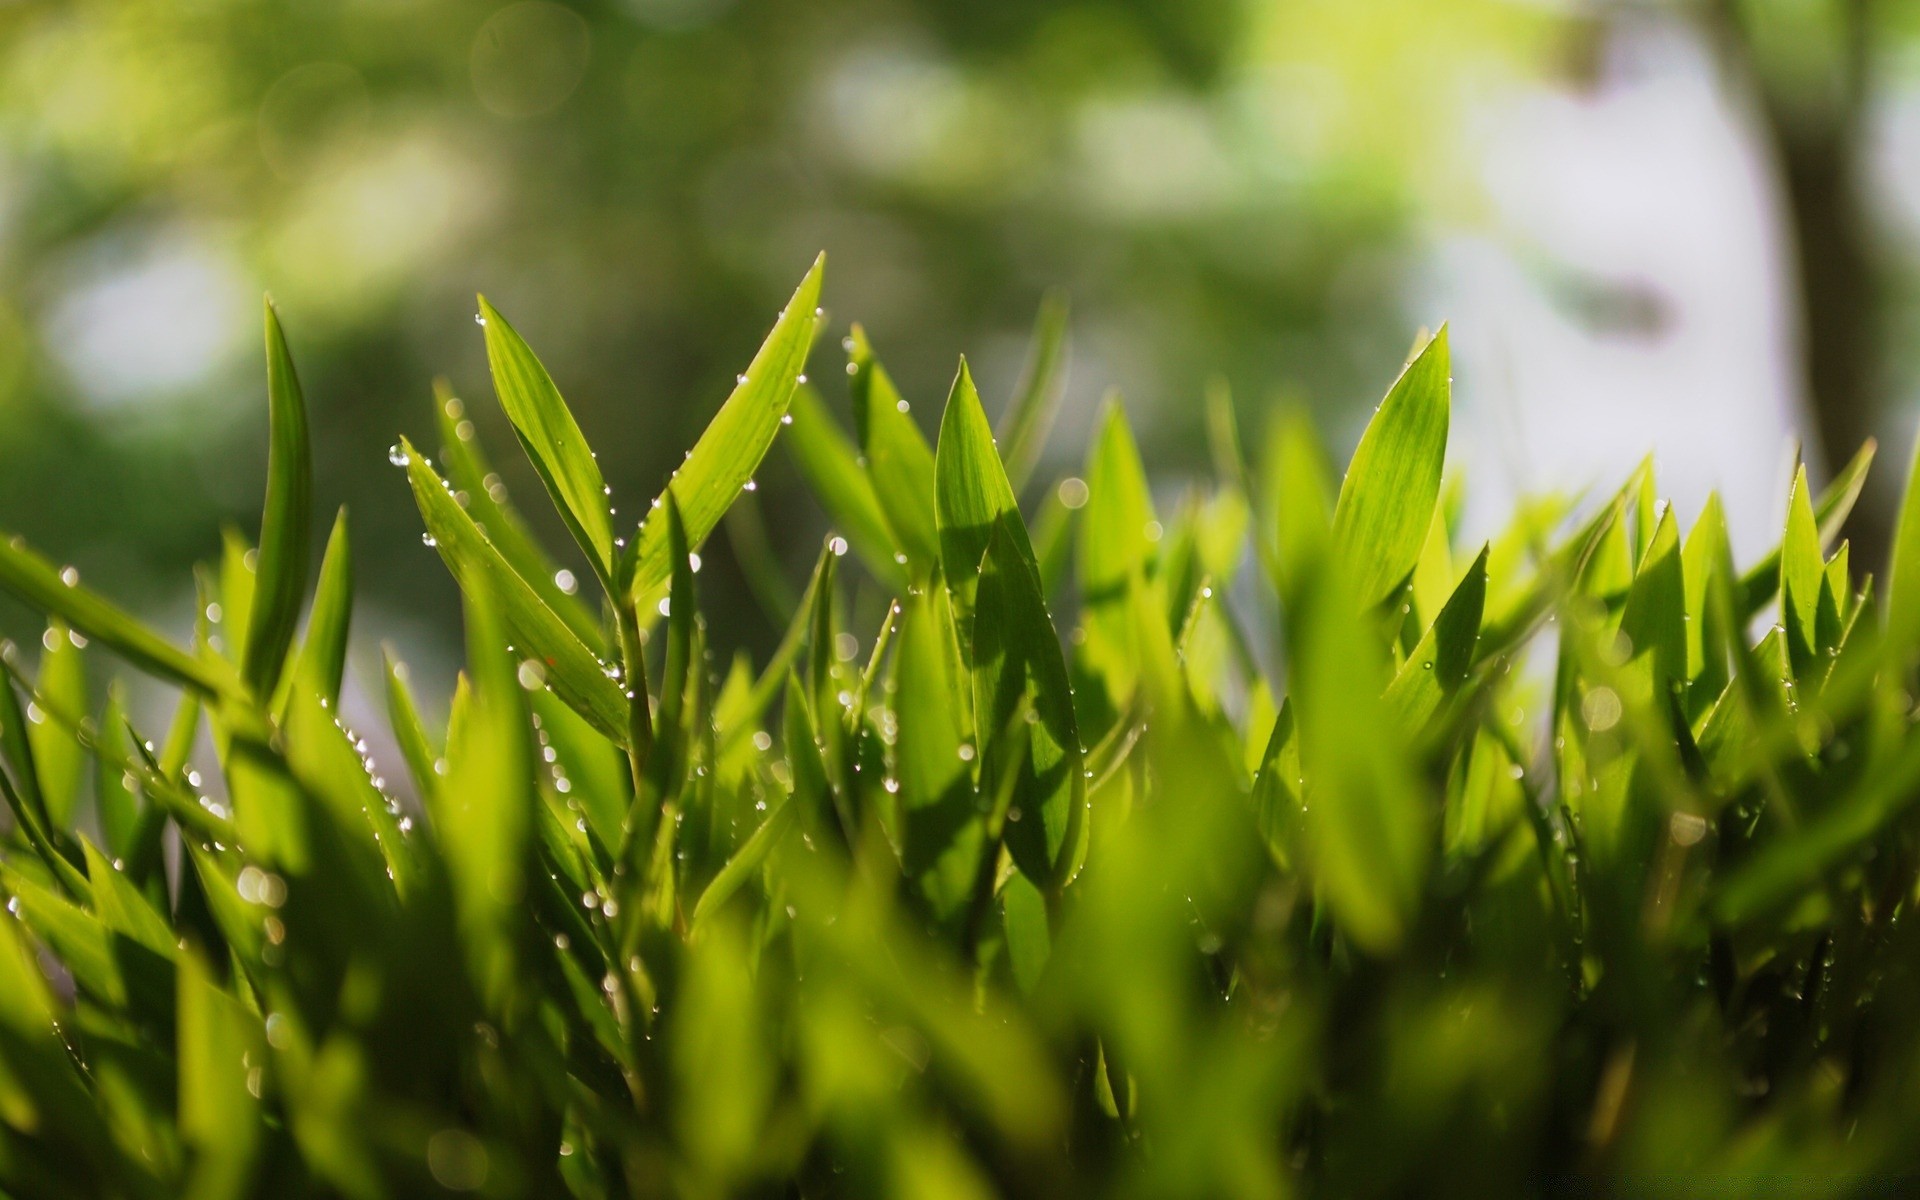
0;254;1918;1197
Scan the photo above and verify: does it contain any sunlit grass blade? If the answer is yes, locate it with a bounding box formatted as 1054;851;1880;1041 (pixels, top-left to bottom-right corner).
477;295;617;584
1331;326;1450;610
935;358;1023;625
284;507;353;711
402;439;629;745
1736;439;1874;620
0;537;234;698
1780;464;1823;684
1888;431;1920;655
972;522;1086;891
242;298;313;699
625;254;824;600
28;623;86;830
1384;544;1488;735
893;587;982;924
848;327;941;577
433;380;605;653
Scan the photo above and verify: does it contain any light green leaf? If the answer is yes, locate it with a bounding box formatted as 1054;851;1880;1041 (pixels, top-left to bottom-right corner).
935;358;1023;625
626;254;824;600
1889;431;1920;653
402;439;628;745
285;507;353;711
971;522;1086;891
848;327;941;576
893;587;982;925
0;537;234;699
29;622;86;830
1383;545;1488;735
1331;327;1451;609
1781;464;1823;684
1736;439;1874;620
433;380;605;653
243;298;313;698
477;294;617;583
1620;505;1686;689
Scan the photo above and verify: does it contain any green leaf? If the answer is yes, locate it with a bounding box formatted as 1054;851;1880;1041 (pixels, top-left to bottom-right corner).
1620;505;1686;689
243;298;313;698
433;380;604;653
892;587;983;925
848;327;941;576
477;295;617;583
1285;523;1426;954
971;522;1086;891
1383;544;1488;735
1331;327;1451;609
382;648;441;805
29;622;87;830
626;254;824;600
286;507;353;710
435;570;536;1001
1681;494;1731;705
783;384;907;591
402;439;628;745
935;358;1022;625
690;798;794;931
0;537;234;699
1889;430;1920;654
1781;464;1823;684
177;948;265;1199
995;290;1070;493
1076;399;1158;710
1736;439;1874;620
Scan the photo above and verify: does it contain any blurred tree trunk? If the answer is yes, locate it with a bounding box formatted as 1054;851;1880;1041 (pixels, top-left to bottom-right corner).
1703;0;1890;565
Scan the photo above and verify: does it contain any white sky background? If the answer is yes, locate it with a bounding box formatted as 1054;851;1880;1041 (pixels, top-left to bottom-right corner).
1426;20;1809;561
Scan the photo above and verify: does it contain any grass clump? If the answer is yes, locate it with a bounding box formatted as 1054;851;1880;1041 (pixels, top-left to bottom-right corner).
1;255;1919;1197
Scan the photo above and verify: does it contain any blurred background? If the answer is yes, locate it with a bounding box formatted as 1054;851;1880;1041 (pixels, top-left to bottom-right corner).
3;0;1920;689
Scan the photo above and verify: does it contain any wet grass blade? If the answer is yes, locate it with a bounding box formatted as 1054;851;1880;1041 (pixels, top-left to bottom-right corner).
1331;327;1450;609
626;255;824;600
478;295;617;584
243;298;313;699
0;537;235;699
401;440;628;745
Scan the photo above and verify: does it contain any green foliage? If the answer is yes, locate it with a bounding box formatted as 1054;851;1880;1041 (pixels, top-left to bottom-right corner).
2;262;1920;1197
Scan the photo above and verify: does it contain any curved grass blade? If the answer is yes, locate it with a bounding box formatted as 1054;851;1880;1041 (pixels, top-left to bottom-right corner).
972;522;1086;892
894;587;983;925
1331;326;1450;610
401;440;628;745
242;298;313;699
1888;431;1920;654
29;623;86;830
1383;544;1488;735
284;507;353;711
434;381;605;653
477;296;617;584
0;537;234;699
626;254;824;600
848;327;940;577
935;358;1023;626
1736;439;1874;621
